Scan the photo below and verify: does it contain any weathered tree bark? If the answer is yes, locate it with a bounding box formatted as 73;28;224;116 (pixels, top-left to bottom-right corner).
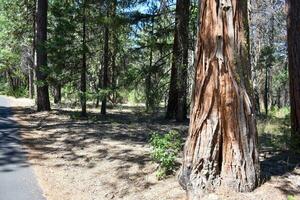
36;0;50;111
101;8;109;115
80;0;87;117
166;0;190;121
287;0;300;147
178;0;260;198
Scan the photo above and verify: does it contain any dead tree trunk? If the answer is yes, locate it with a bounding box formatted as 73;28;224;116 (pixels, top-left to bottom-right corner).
36;0;50;111
287;0;300;147
179;0;260;198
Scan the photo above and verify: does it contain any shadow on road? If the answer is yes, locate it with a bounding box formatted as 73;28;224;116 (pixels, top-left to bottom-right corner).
0;107;30;172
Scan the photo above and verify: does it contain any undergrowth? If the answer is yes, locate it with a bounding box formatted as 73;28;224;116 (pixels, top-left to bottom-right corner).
149;130;182;179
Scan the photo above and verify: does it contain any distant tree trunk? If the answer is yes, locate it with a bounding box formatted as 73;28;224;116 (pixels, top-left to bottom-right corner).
7;70;16;92
145;37;153;112
264;67;269;115
287;0;300;147
110;0;118;105
28;68;34;99
80;0;87;117
166;0;189;121
36;0;50;111
101;8;109;115
53;84;61;104
166;58;178;118
179;0;260;198
265;3;275;116
145;16;154;112
30;0;36;99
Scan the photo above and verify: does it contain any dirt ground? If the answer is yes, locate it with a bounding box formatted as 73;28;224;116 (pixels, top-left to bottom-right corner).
8;98;300;200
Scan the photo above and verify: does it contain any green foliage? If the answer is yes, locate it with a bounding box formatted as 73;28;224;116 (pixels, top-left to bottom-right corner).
149;130;182;179
127;89;144;104
287;195;296;200
258;107;291;150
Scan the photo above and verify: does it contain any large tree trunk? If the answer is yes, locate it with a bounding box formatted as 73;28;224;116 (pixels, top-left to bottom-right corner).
166;0;189;121
179;0;260;198
36;0;50;111
80;0;87;117
287;0;300;147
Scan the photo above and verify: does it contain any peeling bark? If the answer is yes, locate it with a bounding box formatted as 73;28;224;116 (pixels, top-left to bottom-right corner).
179;0;260;198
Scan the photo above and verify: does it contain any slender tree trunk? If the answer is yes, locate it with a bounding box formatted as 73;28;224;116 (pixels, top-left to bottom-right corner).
30;0;36;99
101;8;109;115
33;0;38;102
166;0;190;121
53;84;61;104
166;56;178;119
80;0;87;117
111;0;118;105
287;0;300;147
145;16;154;112
179;0;260;198
145;38;153;112
36;0;50;111
264;67;269;115
28;68;34;99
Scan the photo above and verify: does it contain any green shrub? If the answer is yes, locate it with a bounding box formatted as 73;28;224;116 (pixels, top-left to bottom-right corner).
149;130;182;179
287;195;296;200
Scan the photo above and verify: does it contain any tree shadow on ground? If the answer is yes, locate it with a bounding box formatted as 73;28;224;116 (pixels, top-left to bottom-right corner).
12;106;188;192
257;113;299;196
16;107;191;198
260;150;300;196
12;106;300;197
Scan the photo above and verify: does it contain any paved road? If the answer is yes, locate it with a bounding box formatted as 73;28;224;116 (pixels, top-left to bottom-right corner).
0;96;45;200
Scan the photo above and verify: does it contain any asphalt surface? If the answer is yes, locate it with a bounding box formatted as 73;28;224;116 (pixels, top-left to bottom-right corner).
0;96;45;200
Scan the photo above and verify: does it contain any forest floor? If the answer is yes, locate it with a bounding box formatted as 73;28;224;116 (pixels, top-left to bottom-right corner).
7;97;300;200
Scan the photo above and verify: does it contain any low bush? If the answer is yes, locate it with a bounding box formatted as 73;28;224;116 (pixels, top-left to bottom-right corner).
149;130;182;179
